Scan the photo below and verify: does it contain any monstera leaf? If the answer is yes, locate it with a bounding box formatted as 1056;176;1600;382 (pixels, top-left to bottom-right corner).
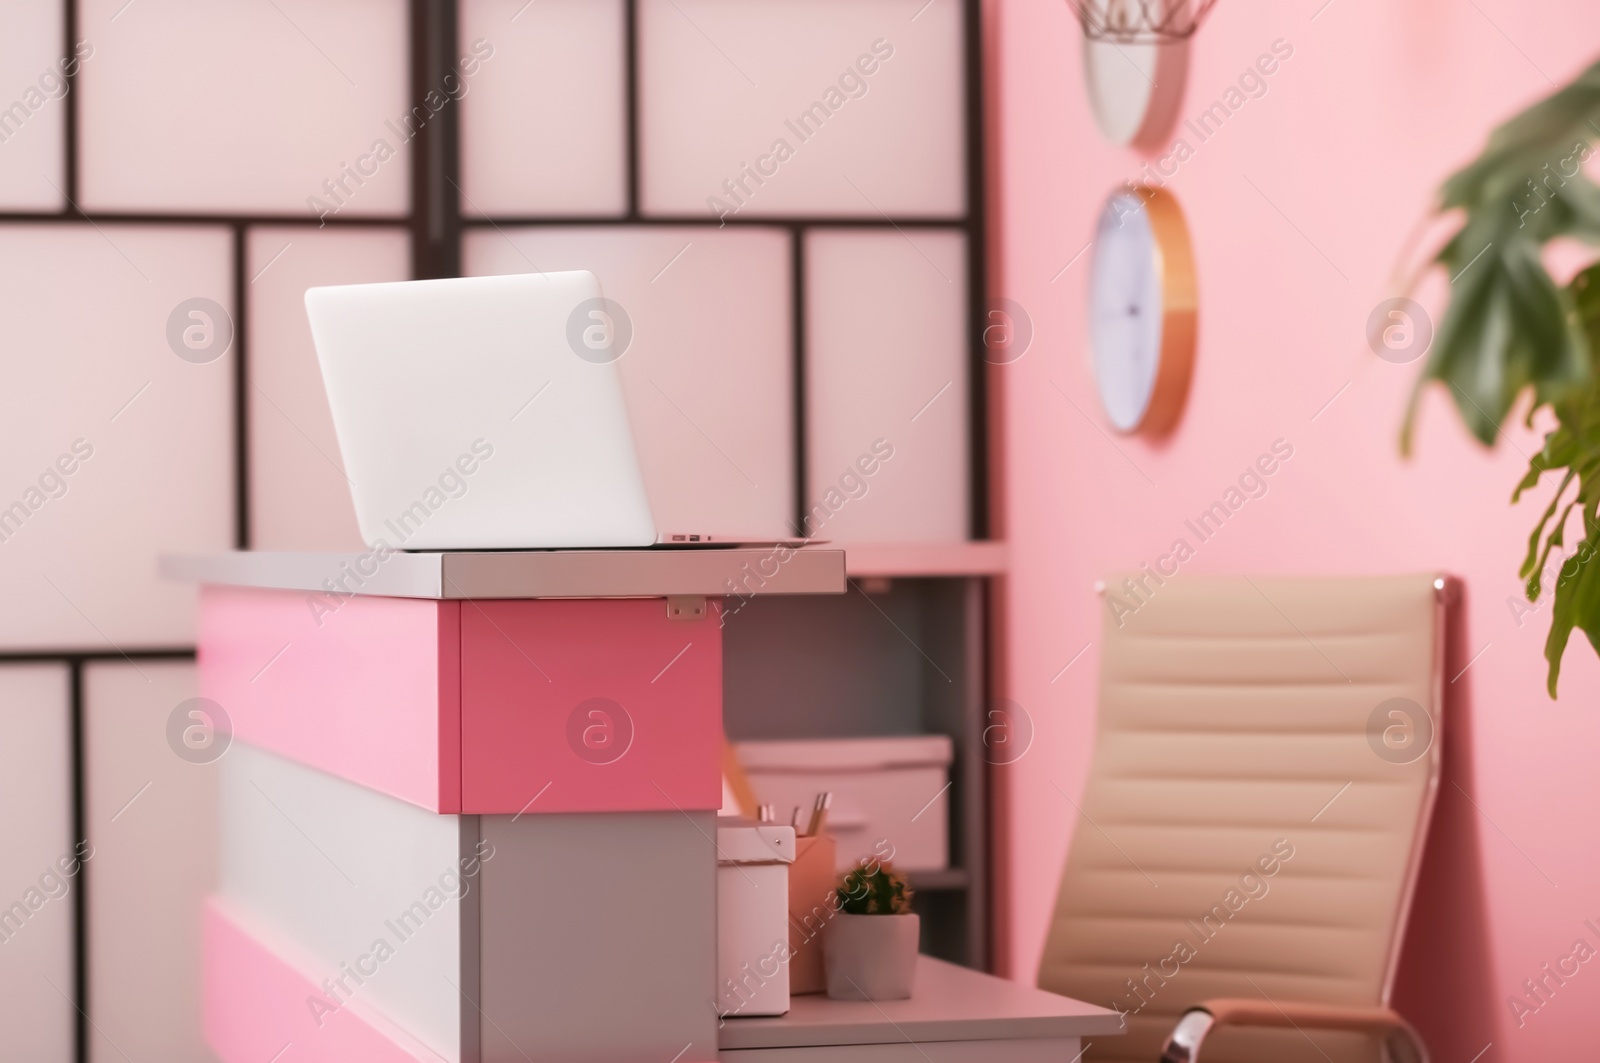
1406;59;1600;450
1513;266;1600;695
1410;56;1600;695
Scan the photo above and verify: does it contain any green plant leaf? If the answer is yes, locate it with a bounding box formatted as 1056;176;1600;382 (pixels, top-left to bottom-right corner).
1519;469;1574;587
1543;520;1600;696
835;862;914;915
1515;264;1600;694
1439;57;1600;209
1416;259;1514;445
1407;61;1600;454
1410;55;1600;696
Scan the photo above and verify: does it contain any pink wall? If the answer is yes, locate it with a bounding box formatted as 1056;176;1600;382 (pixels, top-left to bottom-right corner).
988;1;1600;1059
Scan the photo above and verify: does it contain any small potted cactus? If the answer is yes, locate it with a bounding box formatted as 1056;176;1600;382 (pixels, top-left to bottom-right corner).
823;861;918;1000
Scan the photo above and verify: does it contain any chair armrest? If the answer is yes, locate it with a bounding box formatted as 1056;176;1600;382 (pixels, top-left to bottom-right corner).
1158;998;1428;1063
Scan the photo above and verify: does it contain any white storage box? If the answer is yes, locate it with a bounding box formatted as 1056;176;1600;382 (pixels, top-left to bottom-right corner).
735;735;953;873
716;821;795;1018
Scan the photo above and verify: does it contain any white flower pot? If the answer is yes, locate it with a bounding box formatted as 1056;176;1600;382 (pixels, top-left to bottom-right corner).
823;913;919;1000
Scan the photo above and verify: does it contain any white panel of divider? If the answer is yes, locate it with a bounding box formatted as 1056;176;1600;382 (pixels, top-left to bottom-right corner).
248;225;409;552
457;0;629;217
0;0;67;210
636;0;964;219
464;225;796;540
0;664;74;1063
84;661;217;1063
78;0;409;216
0;224;233;648
804;227;969;541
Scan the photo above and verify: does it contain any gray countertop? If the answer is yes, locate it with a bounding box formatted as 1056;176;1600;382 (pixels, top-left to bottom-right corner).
719;956;1124;1049
160;546;846;600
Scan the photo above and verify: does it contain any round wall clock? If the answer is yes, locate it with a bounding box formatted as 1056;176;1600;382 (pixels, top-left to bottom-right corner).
1088;185;1197;435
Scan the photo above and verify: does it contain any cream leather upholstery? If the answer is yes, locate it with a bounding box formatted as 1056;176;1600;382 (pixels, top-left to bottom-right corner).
1038;574;1444;1063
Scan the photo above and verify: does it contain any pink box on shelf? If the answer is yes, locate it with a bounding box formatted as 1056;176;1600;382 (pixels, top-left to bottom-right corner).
197;586;721;815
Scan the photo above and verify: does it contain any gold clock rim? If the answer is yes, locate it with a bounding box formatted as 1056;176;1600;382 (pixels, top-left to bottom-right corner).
1128;183;1197;437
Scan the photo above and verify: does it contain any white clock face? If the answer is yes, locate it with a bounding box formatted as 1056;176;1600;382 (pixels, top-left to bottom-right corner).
1090;193;1164;433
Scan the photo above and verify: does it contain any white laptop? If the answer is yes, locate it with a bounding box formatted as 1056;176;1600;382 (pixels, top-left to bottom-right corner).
305;271;796;551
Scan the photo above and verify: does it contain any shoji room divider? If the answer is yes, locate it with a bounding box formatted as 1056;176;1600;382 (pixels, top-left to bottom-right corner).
0;1;987;1058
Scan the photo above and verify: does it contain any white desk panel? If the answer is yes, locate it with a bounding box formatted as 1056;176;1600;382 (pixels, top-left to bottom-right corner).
218;744;471;1063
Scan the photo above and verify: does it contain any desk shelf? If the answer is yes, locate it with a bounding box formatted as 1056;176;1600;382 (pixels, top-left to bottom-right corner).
906;868;971;891
836;540;1008;579
719;955;1122;1054
723;575;992;969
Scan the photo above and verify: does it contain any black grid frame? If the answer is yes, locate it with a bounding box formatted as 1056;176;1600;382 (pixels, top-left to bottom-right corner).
0;0;990;1057
461;0;989;541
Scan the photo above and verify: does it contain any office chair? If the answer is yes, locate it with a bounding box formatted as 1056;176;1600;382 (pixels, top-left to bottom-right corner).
1039;574;1446;1063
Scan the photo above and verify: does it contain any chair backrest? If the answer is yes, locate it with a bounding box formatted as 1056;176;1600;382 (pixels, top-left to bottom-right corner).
1038;574;1445;1063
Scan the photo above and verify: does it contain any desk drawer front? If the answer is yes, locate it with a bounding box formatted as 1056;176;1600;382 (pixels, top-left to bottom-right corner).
460;597;722;813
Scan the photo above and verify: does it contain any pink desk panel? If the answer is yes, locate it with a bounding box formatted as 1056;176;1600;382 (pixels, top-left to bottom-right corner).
197;586;721;815
203;900;442;1063
460;597;722;814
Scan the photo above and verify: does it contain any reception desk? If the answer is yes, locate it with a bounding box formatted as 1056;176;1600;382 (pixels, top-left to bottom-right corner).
164;548;1117;1062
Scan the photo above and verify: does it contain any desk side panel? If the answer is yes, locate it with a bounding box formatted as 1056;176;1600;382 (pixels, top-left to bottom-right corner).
197;585;449;811
478;812;718;1061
